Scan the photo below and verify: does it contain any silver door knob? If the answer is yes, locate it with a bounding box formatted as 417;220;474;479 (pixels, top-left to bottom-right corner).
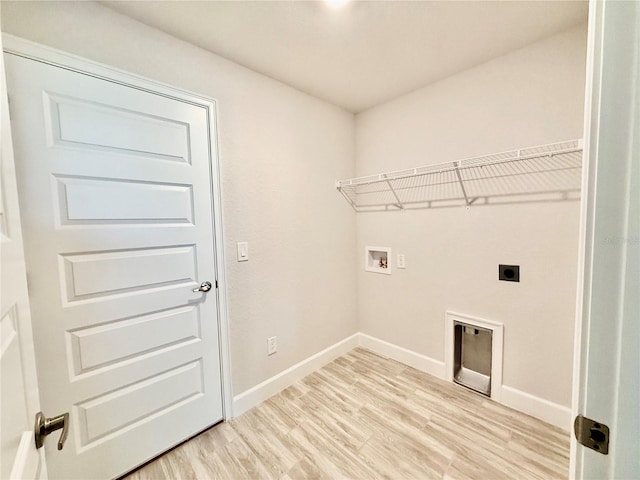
34;411;69;450
192;281;213;293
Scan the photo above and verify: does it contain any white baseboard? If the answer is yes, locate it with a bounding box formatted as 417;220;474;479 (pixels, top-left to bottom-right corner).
358;333;446;379
232;332;571;432
232;333;359;417
359;333;571;431
358;333;571;431
500;385;572;431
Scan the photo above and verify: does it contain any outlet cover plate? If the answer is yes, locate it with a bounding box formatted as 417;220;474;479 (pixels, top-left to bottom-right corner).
499;264;520;282
267;336;277;355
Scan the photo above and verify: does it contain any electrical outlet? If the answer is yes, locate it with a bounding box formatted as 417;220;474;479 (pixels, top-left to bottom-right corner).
499;264;520;282
267;336;277;355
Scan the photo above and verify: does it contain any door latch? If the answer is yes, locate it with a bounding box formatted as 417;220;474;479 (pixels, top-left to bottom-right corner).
574;414;609;454
34;411;69;450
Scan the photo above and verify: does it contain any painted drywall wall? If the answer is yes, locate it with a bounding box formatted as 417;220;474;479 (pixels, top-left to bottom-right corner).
2;1;587;418
1;1;357;396
355;24;587;408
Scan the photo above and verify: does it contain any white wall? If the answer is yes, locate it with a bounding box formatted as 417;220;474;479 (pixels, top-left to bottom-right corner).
355;24;587;409
2;1;589;421
1;1;358;396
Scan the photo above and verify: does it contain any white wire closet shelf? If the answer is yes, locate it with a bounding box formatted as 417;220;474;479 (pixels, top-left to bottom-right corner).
336;139;583;212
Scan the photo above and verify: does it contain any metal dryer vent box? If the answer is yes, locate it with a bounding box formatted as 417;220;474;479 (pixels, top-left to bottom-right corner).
453;321;493;396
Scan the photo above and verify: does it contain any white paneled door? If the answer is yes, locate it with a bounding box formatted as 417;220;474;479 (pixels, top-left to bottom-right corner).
4;52;224;479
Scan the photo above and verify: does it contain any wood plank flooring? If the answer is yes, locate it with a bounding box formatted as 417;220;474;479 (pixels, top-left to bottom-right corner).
125;348;569;479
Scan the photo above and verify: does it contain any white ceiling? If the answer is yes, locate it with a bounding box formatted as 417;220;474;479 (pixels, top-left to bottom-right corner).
101;1;588;113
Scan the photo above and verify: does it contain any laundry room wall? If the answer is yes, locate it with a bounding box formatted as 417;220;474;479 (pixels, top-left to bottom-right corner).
355;24;588;416
1;1;358;397
2;1;590;426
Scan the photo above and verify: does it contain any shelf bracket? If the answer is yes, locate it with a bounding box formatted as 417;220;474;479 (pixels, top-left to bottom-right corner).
382;174;404;209
337;186;359;211
453;162;471;206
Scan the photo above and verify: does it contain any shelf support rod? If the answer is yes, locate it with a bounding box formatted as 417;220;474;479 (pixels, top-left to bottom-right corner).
454;162;471;206
382;174;404;209
337;186;359;211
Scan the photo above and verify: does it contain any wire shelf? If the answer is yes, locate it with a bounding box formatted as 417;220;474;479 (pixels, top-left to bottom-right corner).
336;139;583;211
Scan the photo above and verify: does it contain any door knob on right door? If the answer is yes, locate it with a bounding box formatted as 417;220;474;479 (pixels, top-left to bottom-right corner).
192;281;213;293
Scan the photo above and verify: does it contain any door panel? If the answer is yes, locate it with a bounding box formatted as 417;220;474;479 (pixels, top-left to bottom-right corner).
46;93;191;162
0;307;40;479
5;53;223;479
68;306;200;375
60;245;197;300
76;360;204;448
56;176;194;224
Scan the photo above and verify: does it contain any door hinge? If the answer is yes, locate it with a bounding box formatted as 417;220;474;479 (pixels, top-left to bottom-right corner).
574;414;609;454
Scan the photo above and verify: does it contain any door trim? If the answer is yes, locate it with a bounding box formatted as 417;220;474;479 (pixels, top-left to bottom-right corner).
2;33;234;419
570;0;640;476
570;0;599;474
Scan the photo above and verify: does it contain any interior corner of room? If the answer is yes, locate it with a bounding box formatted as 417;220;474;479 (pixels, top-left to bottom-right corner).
1;1;637;479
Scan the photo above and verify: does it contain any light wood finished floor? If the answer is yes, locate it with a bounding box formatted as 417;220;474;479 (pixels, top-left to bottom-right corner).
125;348;569;479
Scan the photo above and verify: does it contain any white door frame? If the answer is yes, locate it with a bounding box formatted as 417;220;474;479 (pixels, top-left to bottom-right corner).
570;0;639;477
2;33;234;420
1;32;47;480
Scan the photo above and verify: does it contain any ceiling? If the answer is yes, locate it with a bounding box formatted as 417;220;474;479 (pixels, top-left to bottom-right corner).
101;1;588;113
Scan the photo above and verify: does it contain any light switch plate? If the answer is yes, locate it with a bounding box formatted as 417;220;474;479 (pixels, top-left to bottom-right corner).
237;242;249;262
397;254;406;269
